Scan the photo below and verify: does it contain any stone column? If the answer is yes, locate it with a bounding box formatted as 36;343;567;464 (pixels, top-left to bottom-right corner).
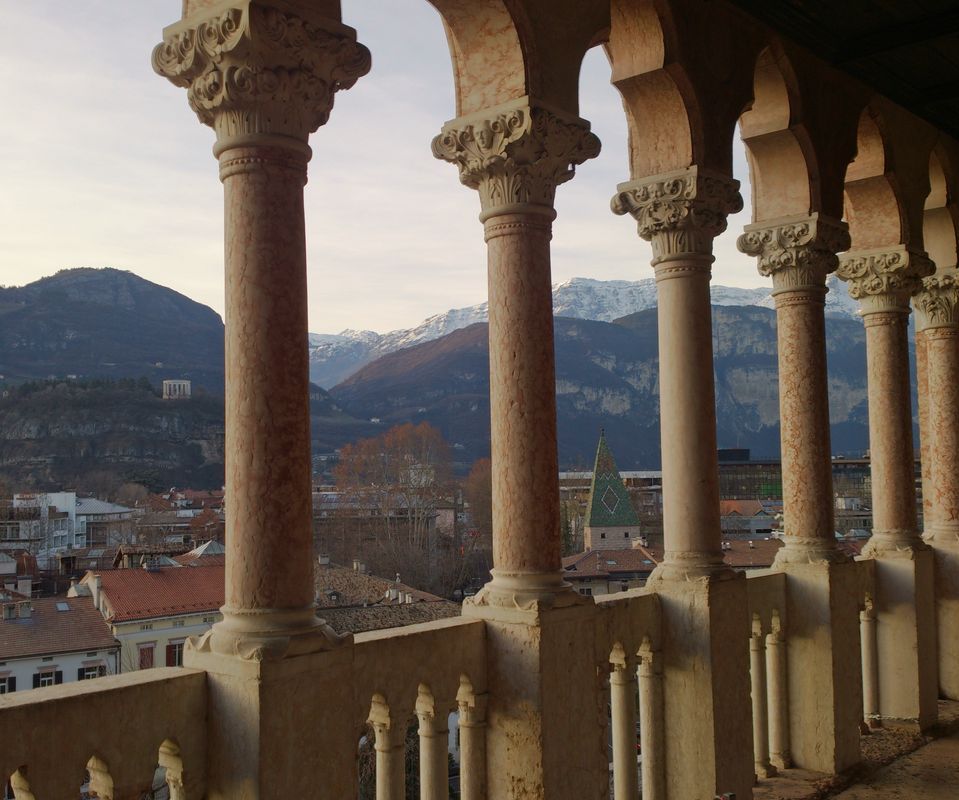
638;643;665;800
738;215;862;773
913;268;959;699
154;0;368;659
433;98;599;605
916;330;933;528
613;168;754;799
416;688;450;800
609;662;639;800
750;618;775;779
434;98;609;798
739;215;850;563
154;4;369;797
860;596;880;729
836;245;937;727
765;613;791;770
456;690;487;800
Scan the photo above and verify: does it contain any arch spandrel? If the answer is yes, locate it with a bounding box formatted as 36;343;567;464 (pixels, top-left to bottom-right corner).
739;43;862;223
844;102;937;252
429;0;527;116
926;147;959;270
608;0;759;179
431;0;608;118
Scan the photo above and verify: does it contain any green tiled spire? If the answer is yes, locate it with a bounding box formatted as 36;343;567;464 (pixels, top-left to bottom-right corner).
586;430;640;528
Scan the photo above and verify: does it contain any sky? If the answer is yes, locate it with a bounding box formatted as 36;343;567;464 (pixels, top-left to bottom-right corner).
0;1;760;335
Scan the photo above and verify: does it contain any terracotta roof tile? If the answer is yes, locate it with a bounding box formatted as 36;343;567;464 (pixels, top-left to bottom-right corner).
314;563;443;607
86;566;224;623
562;548;658;579
0;596;117;660
321;602;461;634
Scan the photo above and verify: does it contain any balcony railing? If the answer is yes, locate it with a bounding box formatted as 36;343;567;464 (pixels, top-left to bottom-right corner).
0;552;940;799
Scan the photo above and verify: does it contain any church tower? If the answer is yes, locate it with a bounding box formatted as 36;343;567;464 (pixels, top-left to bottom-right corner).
584;430;642;551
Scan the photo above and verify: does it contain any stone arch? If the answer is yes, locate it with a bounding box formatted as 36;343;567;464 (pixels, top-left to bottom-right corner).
427;0;526;115
606;0;698;177
925;148;959;270
843;106;909;250
428;0;608;117
739;46;818;222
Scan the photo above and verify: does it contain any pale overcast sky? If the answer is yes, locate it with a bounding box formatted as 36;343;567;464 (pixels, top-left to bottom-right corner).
0;1;759;334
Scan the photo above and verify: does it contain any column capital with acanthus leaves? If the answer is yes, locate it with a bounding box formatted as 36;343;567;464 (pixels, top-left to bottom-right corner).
152;0;370;151
611;167;743;267
431;97;601;221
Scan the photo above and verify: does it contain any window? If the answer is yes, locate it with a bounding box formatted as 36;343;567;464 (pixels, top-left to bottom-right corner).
166;641;185;667
600;532;606;539
172;620;185;628
579;587;593;596
78;665;106;681
138;644;155;670
0;676;15;694
139;623;154;631
624;532;629;538
202;615;216;624
33;671;62;688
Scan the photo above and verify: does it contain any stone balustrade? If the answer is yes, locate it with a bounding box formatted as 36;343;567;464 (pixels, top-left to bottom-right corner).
0;552;945;799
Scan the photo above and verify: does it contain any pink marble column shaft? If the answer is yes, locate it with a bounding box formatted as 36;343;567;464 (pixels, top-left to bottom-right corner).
915;330;933;529
485;212;562;577
774;290;838;558
926;327;959;543
220;144;315;614
862;311;920;547
654;260;724;572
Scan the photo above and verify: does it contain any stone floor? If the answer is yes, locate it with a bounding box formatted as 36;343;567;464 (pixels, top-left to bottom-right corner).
754;701;959;800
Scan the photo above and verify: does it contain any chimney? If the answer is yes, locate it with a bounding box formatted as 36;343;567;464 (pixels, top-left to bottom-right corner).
16;577;31;597
748;540;755;549
91;573;102;611
352;558;362;573
318;554;331;567
404;592;414;604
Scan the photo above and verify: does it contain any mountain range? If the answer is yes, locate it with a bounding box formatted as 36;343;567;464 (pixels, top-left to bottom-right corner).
0;268;892;487
308;275;860;387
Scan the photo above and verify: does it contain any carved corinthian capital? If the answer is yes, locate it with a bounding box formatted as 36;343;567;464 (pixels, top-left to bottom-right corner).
737;214;850;293
836;246;935;315
611;167;742;264
913;268;959;331
431;98;601;218
152;1;370;146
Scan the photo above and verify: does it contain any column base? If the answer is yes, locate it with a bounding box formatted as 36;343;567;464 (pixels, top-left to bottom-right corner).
462;569;585;623
772;540;849;567
780;560;862;773
646;552;735;583
184;641;356;799
654;573;755;800
932;537;959;699
465;598;608;799
197;605;347;662
870;548;938;729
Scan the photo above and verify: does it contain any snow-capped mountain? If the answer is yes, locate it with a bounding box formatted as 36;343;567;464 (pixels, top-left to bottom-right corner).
308;275;860;387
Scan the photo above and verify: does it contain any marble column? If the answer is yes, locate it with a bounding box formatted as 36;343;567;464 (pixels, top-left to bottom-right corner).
613;168;754;800
456;690;487;800
433;99;599;606
738;215;862;773
612;168;742;580
738;215;850;564
913;268;959;699
416;689;450;800
836;245;938;728
154;0;369;659
434;99;609;798
153;4;369;797
609;662;639;800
